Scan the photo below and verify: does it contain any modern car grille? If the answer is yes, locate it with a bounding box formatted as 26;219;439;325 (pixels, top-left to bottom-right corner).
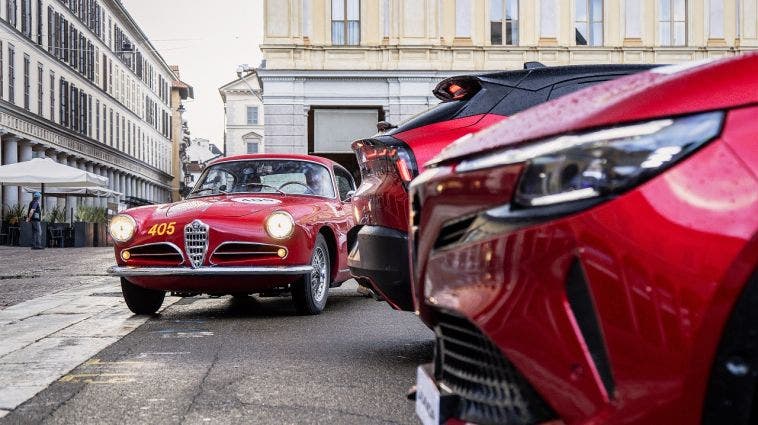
184;220;209;268
410;193;422;276
435;312;556;425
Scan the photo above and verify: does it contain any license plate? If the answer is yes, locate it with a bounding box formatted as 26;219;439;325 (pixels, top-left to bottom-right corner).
416;365;441;425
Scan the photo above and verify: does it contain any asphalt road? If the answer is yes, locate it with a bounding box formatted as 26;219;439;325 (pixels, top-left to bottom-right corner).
0;248;434;425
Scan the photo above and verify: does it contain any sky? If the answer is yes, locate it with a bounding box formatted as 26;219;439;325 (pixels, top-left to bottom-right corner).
123;0;264;144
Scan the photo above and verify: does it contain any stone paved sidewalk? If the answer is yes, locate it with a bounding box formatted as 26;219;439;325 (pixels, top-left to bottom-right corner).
0;251;179;418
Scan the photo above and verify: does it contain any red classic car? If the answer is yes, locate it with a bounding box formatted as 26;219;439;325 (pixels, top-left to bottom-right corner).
409;54;758;424
108;154;356;315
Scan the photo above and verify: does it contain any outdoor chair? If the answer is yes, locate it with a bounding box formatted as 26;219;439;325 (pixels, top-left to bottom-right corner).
48;227;65;248
7;226;19;246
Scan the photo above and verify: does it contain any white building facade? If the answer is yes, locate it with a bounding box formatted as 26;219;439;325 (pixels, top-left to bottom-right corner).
0;0;176;214
219;71;265;157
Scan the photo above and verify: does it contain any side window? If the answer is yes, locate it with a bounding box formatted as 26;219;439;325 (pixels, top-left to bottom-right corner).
334;167;355;201
548;77;615;100
490;86;551;116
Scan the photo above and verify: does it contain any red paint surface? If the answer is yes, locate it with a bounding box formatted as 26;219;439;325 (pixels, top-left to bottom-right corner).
411;55;758;423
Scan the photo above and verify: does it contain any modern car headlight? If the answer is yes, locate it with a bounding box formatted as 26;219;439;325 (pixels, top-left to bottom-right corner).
265;211;295;239
109;214;137;243
456;111;724;209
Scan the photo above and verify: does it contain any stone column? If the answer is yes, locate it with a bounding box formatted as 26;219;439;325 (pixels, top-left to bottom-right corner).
67;157;79;220
17;141;34;206
84;163;95;206
2;136;20;212
41;149;59;212
55;152;68;209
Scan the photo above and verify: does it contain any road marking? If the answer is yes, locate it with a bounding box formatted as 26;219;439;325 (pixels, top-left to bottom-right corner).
58;373;136;384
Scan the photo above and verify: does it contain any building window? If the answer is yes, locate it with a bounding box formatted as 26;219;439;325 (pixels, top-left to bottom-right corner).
246;106;259;125
708;0;724;38
456;0;472;37
23;54;29;110
49;71;55;121
21;0;31;38
37;62;42;115
8;45;15;105
0;41;3;100
60;79;68;126
246;141;259;154
331;0;360;45
658;0;687;46
490;0;519;45
7;0;17;28
576;0;603;45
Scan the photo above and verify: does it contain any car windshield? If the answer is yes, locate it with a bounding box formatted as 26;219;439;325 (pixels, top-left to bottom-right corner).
189;160;335;198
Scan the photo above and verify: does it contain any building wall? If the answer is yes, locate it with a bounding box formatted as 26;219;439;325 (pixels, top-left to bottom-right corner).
0;0;176;214
260;0;758;163
219;74;265;156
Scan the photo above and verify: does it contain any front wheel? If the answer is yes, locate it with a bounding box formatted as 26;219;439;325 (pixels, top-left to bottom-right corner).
292;235;330;315
121;277;165;315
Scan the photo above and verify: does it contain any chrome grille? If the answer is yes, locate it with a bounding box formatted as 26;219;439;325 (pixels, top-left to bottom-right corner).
435;312;555;425
184;220;209;268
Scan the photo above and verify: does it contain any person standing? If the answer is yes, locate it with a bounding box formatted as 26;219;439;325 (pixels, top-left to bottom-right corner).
26;192;44;250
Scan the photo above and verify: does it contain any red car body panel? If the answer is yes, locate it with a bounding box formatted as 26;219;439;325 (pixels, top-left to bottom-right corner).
411;54;758;424
113;154;354;293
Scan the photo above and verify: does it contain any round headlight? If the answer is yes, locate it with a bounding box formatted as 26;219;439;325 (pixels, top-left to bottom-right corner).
265;211;295;240
110;214;137;243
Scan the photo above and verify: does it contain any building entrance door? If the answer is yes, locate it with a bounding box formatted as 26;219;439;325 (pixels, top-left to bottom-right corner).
308;106;384;182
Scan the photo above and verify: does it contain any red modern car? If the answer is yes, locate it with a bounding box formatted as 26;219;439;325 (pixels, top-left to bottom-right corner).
108;154;356;315
349;64;657;311
409;53;758;424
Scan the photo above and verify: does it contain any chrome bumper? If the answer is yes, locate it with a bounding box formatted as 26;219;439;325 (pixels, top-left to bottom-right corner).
107;265;312;277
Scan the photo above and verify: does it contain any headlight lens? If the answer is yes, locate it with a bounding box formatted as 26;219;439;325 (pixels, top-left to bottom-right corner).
457;111;724;208
109;214;137;243
265;211;295;239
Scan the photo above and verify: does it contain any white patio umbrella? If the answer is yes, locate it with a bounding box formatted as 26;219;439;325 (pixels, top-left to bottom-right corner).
0;158;108;188
22;186;122;199
0;158;109;211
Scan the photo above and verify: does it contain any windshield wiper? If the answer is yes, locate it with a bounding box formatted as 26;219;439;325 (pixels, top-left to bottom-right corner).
188;188;228;198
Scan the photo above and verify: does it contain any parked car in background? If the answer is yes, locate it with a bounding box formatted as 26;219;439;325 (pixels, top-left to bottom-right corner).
349;63;658;311
409;54;758;425
108;154;356;315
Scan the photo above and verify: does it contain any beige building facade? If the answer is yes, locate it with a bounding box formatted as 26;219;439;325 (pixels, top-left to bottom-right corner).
260;0;758;171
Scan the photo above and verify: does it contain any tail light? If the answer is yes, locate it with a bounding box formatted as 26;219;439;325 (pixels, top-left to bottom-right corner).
433;76;482;102
353;140;418;185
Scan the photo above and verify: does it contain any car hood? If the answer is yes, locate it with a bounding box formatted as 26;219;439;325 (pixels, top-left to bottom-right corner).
429;53;758;166
125;195;323;223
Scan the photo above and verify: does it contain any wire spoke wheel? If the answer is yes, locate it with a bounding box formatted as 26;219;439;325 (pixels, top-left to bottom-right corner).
311;246;328;303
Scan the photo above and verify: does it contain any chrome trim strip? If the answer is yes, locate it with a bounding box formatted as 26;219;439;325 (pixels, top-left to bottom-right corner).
107;265;312;277
121;242;184;261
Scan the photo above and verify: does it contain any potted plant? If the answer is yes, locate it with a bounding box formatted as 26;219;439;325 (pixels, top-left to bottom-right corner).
73;205;96;247
2;204;26;246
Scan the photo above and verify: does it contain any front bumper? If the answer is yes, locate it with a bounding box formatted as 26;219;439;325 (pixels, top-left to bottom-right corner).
347;225;413;311
108;265;312;277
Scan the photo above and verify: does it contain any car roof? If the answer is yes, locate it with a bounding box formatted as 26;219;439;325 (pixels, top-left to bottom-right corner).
430;54;758;165
474;63;660;90
209;153;338;168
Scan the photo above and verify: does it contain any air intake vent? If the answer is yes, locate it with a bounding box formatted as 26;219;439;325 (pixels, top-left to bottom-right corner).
435;311;556;425
184;220;209;268
434;215;476;250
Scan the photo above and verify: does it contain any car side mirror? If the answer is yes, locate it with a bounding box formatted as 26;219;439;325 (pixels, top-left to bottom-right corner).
344;190;355;202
